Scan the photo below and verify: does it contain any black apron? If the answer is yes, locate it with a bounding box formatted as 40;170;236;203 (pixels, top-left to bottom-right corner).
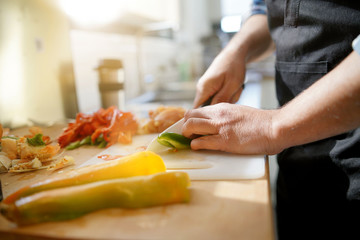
265;0;360;239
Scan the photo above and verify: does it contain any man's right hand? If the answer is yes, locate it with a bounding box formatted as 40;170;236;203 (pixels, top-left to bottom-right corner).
193;14;274;109
193;49;247;108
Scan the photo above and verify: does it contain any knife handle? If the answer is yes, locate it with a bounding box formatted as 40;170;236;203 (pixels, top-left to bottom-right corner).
201;96;214;107
201;84;245;107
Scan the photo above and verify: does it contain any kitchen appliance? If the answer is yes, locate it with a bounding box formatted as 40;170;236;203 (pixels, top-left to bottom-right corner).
96;59;125;109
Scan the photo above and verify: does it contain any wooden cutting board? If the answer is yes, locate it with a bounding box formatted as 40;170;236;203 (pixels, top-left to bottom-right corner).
0;126;274;240
81;134;265;180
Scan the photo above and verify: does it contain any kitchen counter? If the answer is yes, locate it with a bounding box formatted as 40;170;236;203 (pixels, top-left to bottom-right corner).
0;124;275;240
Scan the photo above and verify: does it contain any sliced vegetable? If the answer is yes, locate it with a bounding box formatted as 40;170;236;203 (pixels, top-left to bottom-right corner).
79;136;91;145
157;132;192;150
65;136;93;150
8;157;43;173
27;134;46;146
2;151;166;204
65;141;80;150
98;140;107;148
46;156;75;171
57;106;138;149
0;171;190;225
1;136;19;140
0;154;11;173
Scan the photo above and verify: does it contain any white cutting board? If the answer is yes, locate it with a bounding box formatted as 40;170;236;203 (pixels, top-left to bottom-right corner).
80;134;265;180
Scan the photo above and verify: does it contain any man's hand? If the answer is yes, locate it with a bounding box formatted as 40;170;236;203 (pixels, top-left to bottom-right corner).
182;103;282;155
192;14;274;108
193;51;246;108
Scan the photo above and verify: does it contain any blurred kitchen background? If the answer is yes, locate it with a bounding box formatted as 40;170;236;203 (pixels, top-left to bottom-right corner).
0;0;277;125
0;0;278;205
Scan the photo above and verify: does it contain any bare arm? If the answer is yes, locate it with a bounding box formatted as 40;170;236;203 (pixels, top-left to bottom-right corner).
193;14;275;108
183;51;360;155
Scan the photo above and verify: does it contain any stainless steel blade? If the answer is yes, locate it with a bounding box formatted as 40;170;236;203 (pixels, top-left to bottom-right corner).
146;118;184;153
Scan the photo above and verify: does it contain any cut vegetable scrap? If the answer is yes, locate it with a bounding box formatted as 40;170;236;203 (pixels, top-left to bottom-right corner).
0;154;11;173
19;139;60;161
46;155;74;171
1;138;18;159
138;106;186;134
0;127;62;173
9;157;44;173
57;106;138;149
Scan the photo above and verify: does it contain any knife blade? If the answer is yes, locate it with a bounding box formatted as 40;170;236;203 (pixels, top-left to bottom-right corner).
146;118;185;153
146;118;212;169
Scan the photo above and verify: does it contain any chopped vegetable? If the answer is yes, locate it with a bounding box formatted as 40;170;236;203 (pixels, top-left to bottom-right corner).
157;132;192;150
65;136;93;150
79;136;91;145
0;171;190;225
8;158;43;173
2;151;166;204
65;141;81;150
58;106;138;149
139;106;186;134
46;156;74;171
1;136;19;140
0;154;11;173
0;127;60;173
27;134;46;147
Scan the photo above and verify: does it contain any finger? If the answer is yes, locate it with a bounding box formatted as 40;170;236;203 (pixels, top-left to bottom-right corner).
182;118;218;138
230;86;244;104
184;108;213;121
193;87;217;109
193;74;222;108
191;135;225;151
211;80;240;105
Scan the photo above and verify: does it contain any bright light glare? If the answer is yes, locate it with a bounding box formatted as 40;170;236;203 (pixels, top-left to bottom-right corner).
221;15;242;33
0;7;26;127
59;0;124;26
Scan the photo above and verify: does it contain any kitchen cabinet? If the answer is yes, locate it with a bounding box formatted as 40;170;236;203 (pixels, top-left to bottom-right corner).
0;124;275;240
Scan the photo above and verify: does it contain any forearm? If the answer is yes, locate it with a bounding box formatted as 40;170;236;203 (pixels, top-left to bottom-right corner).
220;14;275;64
273;51;360;150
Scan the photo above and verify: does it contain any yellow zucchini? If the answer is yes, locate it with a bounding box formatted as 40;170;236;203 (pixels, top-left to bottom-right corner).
3;151;166;204
0;172;190;225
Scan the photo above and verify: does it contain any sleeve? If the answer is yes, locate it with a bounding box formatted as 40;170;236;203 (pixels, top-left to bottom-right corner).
251;0;267;16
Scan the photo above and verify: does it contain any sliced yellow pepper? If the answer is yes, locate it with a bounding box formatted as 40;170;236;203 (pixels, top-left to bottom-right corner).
3;151;166;204
1;172;190;225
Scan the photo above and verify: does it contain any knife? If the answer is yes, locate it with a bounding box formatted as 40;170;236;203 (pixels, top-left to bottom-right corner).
146;118;212;169
146;118;185;153
146;93;215;155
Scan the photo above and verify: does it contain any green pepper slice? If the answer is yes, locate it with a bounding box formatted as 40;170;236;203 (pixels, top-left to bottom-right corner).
157;132;191;150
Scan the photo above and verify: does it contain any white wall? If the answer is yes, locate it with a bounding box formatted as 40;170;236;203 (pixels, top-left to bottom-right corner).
0;0;76;127
70;30;181;113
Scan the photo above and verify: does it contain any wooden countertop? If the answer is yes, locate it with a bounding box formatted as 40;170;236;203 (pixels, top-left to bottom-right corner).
0;124;275;240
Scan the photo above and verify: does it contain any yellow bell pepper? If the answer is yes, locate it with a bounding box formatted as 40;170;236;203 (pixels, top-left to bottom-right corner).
3;151;166;204
0;172;190;225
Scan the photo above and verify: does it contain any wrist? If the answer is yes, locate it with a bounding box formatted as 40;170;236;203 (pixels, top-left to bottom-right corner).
269;108;289;154
221;43;249;62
